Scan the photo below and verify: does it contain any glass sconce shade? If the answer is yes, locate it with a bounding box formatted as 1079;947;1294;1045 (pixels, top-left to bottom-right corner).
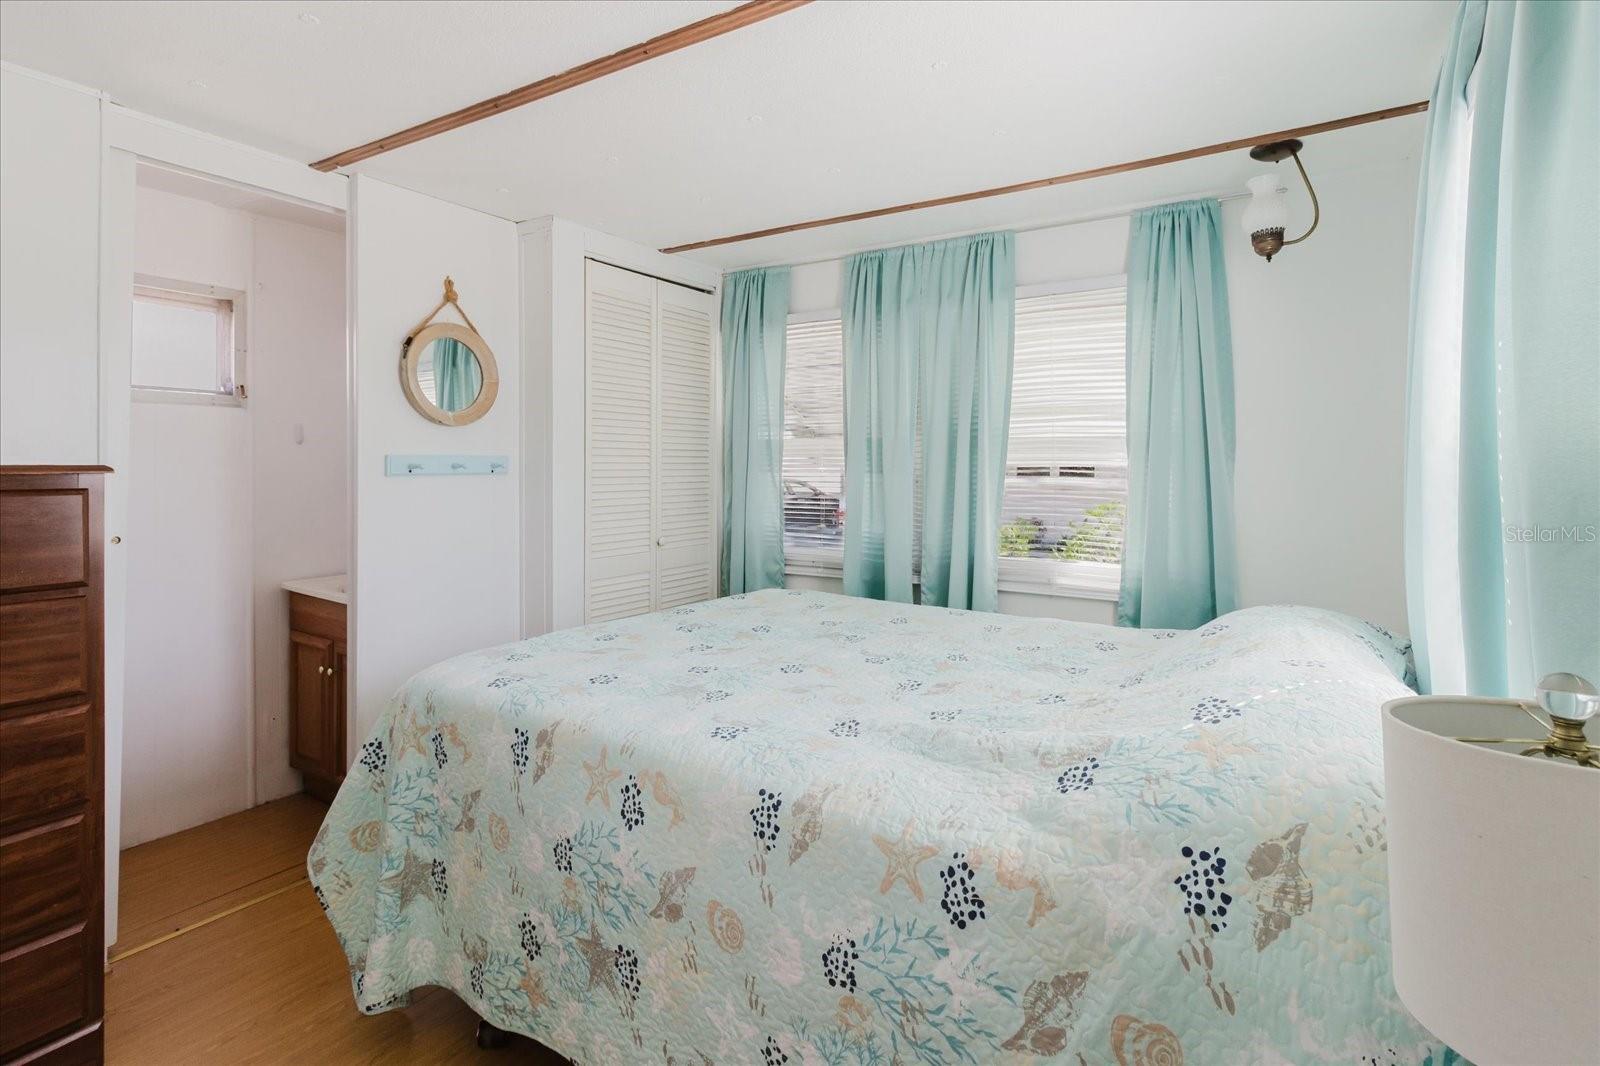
1242;174;1289;236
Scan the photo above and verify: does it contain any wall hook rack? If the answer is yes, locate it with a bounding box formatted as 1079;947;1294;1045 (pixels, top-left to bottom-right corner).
385;454;509;477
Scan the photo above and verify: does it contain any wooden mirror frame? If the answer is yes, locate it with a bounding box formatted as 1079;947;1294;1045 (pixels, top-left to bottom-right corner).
400;322;500;427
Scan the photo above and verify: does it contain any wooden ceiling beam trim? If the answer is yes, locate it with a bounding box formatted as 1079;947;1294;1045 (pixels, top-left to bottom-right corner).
659;99;1429;254
309;0;812;173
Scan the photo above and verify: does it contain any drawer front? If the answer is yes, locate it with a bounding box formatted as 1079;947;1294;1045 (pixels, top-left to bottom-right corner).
0;597;91;709
0;705;90;832
0;815;91;947
0;925;91;1059
0;490;88;594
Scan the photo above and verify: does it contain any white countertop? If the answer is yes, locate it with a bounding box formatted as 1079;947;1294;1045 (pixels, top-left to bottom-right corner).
282;573;348;604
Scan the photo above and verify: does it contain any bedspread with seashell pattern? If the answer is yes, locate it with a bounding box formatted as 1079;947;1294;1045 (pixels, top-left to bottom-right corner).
310;589;1455;1065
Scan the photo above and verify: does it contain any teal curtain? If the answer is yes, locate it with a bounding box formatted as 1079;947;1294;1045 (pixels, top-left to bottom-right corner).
1405;0;1599;695
842;245;922;603
720;267;790;595
919;233;1015;611
433;338;482;412
842;233;1015;608
1118;199;1238;629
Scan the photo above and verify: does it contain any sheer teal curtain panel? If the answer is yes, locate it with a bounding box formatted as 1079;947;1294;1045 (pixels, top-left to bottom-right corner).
919;232;1015;611
842;246;922;603
720;266;791;595
1117;199;1238;630
841;233;1016;608
1405;0;1599;695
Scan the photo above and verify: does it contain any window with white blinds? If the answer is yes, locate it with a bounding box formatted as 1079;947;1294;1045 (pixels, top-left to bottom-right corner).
778;282;1127;596
998;284;1127;595
781;317;847;565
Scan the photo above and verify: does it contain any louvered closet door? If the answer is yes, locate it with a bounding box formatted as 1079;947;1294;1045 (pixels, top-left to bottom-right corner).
653;280;717;609
585;262;657;622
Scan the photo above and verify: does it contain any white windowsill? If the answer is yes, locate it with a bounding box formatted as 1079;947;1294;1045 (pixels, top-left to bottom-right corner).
784;555;1120;602
132;386;245;407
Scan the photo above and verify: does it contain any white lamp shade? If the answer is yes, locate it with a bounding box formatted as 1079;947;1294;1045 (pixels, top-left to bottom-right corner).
1383;696;1600;1064
1241;173;1289;235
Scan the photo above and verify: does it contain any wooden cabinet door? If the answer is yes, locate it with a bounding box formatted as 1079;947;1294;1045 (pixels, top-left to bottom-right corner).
289;631;334;778
331;643;348;782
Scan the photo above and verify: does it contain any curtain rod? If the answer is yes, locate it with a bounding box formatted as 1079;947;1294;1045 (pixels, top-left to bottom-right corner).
737;189;1252;272
661;100;1428;255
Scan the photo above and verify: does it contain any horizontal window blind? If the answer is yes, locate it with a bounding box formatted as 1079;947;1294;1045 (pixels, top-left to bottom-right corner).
1000;286;1128;567
782;318;846;560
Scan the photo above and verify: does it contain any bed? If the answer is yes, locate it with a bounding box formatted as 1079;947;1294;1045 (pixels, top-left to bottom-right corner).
309;588;1450;1064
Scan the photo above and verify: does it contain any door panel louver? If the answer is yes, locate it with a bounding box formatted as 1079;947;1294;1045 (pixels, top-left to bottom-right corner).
586;268;656;621
585;262;717;623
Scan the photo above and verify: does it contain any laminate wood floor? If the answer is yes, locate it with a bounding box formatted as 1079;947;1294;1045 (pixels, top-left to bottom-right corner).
106;794;564;1064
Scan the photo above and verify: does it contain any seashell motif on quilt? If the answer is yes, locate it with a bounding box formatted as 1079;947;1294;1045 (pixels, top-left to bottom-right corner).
1245;823;1313;951
706;899;744;953
1001;970;1089;1055
1110;1013;1183;1065
347;820;383;852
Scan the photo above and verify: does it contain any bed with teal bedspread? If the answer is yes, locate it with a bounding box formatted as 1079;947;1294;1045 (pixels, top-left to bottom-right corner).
309;588;1450;1064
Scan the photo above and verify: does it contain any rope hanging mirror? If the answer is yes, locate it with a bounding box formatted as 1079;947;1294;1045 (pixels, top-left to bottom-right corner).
400;277;500;427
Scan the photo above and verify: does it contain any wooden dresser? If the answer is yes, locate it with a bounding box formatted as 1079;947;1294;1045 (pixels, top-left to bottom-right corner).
0;467;107;1066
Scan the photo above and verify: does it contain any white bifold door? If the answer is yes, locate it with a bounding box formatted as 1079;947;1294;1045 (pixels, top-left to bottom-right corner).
584;260;717;622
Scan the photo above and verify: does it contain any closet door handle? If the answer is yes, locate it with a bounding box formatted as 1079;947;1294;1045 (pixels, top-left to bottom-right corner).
656;538;664;547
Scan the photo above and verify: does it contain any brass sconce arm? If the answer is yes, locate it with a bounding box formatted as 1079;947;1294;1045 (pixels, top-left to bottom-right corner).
1281;151;1320;247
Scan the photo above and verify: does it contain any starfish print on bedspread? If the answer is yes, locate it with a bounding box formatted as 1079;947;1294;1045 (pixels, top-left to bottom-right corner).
583;746;622;809
575;922;618;994
391;850;435;912
872;821;940;901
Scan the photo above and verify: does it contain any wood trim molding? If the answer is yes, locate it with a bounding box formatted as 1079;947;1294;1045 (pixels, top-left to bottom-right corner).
660;100;1429;254
310;0;812;172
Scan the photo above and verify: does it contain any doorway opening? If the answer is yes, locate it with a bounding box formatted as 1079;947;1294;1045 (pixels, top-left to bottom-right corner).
110;163;348;959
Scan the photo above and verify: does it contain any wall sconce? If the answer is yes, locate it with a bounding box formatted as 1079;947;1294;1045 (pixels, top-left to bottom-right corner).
1241;138;1320;262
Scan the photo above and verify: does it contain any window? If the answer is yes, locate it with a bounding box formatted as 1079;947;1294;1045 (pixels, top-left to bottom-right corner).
781;315;846;567
998;283;1127;597
131;276;245;403
779;280;1127;597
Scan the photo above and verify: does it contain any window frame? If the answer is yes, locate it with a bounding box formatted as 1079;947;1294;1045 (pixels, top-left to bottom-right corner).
777;273;1128;602
131;274;248;407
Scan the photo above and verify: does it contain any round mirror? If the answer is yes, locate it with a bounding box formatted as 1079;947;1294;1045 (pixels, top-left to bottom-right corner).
400;322;499;426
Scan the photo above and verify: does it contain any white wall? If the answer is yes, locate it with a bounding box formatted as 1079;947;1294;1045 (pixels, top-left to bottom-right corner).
780;156;1419;632
0;65;101;464
1223;158;1418;635
122;186;256;847
351;175;520;742
250;216;348;802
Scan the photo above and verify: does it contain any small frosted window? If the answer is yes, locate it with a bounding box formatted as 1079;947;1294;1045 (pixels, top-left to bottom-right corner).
131;288;237;396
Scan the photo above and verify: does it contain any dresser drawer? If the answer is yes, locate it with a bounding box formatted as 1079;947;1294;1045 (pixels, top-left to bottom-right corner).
0;815;92;947
0;705;90;832
0;924;92;1060
0;490;89;593
0;597;91;709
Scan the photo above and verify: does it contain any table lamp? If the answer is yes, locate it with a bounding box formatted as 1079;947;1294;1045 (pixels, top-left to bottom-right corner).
1382;674;1600;1064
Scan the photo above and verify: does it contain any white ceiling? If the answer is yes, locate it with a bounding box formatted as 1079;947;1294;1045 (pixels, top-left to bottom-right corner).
2;0;1453;269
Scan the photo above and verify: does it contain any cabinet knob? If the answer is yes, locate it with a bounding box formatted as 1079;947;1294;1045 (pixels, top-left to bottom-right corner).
110;535;122;545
